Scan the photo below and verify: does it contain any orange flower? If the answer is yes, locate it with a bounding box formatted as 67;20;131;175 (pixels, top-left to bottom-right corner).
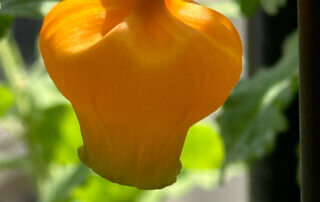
39;0;242;189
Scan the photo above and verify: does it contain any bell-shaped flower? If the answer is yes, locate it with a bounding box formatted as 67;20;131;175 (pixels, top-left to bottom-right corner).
39;0;242;189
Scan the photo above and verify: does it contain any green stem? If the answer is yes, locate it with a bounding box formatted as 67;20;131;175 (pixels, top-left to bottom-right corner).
0;33;30;116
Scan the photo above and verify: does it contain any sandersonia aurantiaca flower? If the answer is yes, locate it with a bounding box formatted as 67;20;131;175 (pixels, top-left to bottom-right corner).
39;0;242;189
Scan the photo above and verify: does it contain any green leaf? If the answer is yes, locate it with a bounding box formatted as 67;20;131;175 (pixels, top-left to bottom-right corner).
29;104;82;164
71;173;142;202
239;0;260;17
0;15;13;38
260;0;287;15
217;31;299;165
0;84;14;116
0;0;57;18
181;122;224;169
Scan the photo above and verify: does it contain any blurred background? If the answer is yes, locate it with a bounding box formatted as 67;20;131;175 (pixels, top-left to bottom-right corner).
0;0;299;201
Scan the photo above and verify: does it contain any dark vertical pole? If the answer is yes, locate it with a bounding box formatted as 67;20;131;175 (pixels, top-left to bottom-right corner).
248;2;300;202
298;1;320;202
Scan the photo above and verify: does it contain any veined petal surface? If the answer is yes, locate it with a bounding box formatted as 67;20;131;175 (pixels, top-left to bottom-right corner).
40;0;242;189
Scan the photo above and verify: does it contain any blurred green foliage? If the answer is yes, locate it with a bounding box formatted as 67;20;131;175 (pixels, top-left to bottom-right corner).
0;0;298;201
71;174;142;202
0;0;57;18
237;0;287;16
200;0;287;17
0;15;12;37
260;0;287;15
181;123;224;170
28;104;81;164
0;84;14;116
217;32;299;165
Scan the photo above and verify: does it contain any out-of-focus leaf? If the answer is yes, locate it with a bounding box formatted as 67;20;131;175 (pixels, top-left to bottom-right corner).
181;122;224;169
0;0;57;18
237;0;287;16
239;0;260;17
0;84;14;116
260;0;287;15
40;164;89;202
29;104;82;164
217;31;299;165
71;173;142;202
27;62;68;109
198;0;241;18
0;15;13;38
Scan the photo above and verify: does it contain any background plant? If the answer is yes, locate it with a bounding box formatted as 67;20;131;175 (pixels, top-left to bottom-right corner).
0;0;299;201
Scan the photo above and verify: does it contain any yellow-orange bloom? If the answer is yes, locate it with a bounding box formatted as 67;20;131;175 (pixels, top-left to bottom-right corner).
39;0;242;189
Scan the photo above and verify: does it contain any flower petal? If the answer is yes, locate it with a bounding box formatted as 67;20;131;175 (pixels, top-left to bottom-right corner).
39;0;242;189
